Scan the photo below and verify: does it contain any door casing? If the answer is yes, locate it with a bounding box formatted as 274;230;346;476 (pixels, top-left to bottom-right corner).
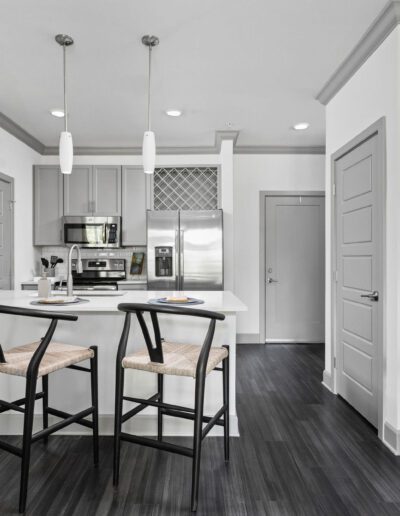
0;171;15;290
259;190;325;344
330;117;386;439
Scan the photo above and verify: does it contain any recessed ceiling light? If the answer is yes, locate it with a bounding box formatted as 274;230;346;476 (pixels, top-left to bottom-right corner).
165;109;182;117
50;109;65;118
293;122;310;131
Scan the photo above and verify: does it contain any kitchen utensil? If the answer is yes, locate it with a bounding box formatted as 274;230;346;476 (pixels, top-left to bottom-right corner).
41;257;49;269
50;255;58;268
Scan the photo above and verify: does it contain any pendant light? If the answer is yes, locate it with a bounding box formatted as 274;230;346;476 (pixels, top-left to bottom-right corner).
142;35;159;174
55;34;74;174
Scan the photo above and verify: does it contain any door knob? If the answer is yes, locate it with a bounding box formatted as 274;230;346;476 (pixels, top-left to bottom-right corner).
267;277;278;284
360;290;379;301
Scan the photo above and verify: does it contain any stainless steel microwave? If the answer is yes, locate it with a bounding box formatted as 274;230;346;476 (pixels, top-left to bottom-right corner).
63;216;121;248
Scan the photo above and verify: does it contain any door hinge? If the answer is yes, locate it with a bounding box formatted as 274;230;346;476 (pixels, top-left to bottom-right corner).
332;183;336;196
333;270;338;282
8;200;16;211
333;357;336;368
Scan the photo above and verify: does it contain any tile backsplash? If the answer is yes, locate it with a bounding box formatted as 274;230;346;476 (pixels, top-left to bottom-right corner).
37;246;147;281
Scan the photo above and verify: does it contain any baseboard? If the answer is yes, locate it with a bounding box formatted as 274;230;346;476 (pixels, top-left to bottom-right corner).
322;369;333;391
383;422;400;455
236;333;260;344
0;413;239;437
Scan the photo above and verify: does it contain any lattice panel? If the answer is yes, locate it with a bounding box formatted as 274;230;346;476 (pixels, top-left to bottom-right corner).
153;167;218;210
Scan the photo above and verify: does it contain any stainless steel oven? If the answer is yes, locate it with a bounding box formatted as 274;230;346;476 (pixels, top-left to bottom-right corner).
63;216;121;248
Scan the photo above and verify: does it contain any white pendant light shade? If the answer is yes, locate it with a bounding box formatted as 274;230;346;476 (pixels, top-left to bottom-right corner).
143;130;155;174
59;131;73;174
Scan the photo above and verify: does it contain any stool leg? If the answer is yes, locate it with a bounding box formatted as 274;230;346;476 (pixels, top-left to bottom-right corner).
222;348;230;461
90;346;99;468
19;376;37;513
157;374;163;441
42;375;49;444
113;365;124;486
191;373;206;512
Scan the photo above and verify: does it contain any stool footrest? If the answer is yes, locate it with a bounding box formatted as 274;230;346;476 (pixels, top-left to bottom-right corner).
123;395;195;414
122;393;159;423
0;393;44;415
162;407;225;427
120;432;194;457
32;406;94;442
202;404;227;439
0;439;23;457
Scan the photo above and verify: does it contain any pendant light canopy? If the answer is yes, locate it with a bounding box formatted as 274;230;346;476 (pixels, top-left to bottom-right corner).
55;34;74;174
142;35;159;174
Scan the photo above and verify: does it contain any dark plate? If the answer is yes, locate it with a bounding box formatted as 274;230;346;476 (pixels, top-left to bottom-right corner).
149;297;204;306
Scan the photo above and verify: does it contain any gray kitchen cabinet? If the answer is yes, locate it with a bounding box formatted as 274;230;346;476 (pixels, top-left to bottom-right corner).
64;165;121;216
93;166;121;216
63;165;93;216
121;166;149;245
33;165;64;245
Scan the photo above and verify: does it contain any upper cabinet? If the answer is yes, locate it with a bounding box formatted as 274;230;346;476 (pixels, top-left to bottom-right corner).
64;165;121;216
121;166;149;246
33;166;64;245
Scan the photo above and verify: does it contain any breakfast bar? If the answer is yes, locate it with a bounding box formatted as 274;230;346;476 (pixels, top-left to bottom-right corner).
0;290;246;437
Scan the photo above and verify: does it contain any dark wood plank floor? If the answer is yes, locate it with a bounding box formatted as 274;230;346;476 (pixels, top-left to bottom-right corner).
1;344;400;515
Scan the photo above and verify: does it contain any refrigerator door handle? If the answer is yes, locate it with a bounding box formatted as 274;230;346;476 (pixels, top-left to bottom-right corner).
180;229;184;291
175;229;180;290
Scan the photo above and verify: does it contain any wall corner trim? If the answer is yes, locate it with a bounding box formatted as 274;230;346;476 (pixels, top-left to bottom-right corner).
316;0;400;105
0;112;45;154
383;421;400;455
322;370;333;391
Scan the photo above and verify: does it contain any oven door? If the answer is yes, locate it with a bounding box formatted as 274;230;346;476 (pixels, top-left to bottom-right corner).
63;217;106;248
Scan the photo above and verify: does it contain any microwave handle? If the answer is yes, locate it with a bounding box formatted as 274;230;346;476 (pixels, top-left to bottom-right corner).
104;223;108;244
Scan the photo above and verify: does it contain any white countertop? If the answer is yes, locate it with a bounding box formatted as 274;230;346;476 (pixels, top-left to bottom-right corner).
0;290;247;314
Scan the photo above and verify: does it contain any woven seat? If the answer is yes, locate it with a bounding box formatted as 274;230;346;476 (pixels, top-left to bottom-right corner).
0;342;94;378
122;341;228;378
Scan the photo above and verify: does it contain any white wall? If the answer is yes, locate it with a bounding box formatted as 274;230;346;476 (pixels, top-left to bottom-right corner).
0;128;40;288
233;154;325;337
325;27;400;439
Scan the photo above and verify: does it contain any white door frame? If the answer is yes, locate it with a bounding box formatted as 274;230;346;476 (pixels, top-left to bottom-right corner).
259;190;325;344
0;171;15;290
330;117;386;438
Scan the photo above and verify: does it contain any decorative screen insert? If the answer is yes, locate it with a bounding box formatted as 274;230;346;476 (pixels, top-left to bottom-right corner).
153;167;218;210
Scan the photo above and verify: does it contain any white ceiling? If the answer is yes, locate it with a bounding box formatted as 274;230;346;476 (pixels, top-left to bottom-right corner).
0;0;387;148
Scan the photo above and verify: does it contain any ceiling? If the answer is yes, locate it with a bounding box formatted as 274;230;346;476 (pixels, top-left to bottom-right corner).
0;0;388;149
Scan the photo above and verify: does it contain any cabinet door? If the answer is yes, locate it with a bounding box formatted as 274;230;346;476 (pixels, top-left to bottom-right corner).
121;166;148;245
33;166;64;245
63;166;93;216
93;166;121;216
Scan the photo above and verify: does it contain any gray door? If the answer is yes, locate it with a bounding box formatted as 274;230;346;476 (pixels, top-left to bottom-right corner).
265;195;325;342
0;176;13;289
335;134;382;427
180;210;223;291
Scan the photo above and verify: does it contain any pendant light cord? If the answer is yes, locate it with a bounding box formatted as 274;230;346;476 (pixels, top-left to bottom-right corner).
147;45;152;131
63;43;68;132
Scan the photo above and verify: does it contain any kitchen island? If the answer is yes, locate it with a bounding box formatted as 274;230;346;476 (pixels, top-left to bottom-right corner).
0;290;246;437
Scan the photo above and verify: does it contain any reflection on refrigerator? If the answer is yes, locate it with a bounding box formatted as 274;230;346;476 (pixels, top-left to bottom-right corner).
147;210;223;291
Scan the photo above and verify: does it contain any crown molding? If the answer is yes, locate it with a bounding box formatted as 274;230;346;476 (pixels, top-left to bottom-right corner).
0;112;45;154
215;130;240;151
317;0;400;105
234;145;325;155
43;145;219;156
0;112;325;156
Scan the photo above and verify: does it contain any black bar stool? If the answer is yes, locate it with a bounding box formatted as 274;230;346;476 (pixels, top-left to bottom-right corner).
0;305;99;513
113;302;229;512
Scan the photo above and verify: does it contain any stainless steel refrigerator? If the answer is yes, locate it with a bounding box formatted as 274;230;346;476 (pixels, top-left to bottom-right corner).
147;210;223;291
